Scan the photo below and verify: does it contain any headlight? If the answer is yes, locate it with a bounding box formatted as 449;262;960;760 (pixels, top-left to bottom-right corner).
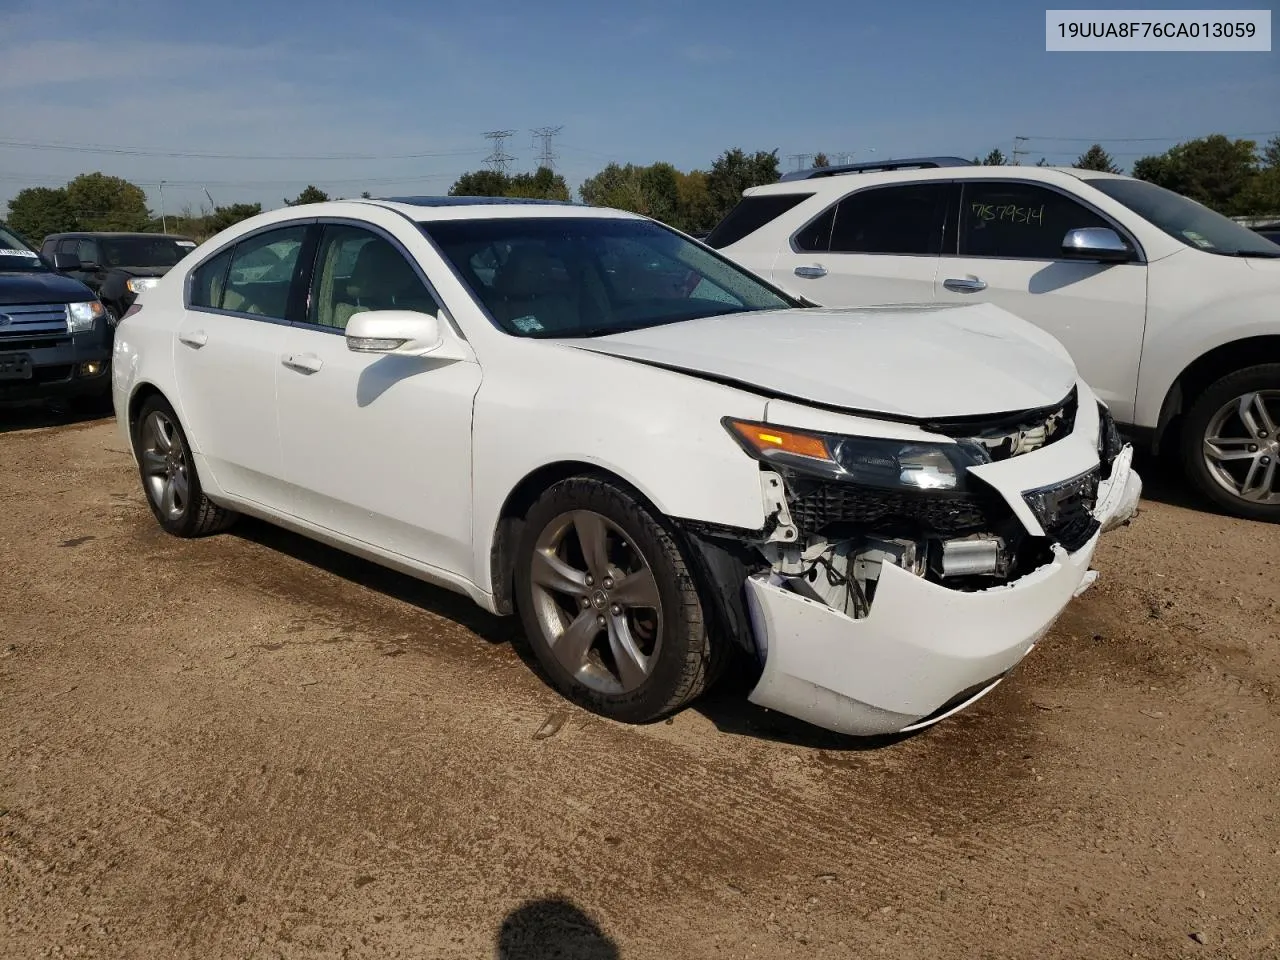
66;300;105;333
724;418;991;492
126;277;159;295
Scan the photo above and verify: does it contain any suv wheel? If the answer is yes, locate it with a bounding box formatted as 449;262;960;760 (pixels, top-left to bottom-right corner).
1181;364;1280;522
132;395;238;537
513;476;720;724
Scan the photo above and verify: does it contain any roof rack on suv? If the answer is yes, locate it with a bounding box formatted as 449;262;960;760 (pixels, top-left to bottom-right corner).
777;156;976;182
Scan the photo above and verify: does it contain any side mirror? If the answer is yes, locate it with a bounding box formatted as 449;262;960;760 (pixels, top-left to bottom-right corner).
345;309;467;359
1061;227;1132;263
52;251;82;271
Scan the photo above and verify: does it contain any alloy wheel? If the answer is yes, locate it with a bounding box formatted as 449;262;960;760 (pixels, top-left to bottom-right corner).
1201;390;1280;505
139;410;191;521
527;509;663;694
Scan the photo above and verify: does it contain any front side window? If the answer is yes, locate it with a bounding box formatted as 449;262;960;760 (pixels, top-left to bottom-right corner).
75;239;101;266
423;216;799;339
959;182;1109;259
222;226;307;319
1083;177;1280;257
0;225;49;272
828;183;950;256
308;225;439;330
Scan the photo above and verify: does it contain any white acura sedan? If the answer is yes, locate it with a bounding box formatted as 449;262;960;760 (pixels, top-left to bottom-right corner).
112;197;1141;736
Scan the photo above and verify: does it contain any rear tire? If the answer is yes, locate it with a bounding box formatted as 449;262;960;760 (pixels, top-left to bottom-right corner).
513;475;717;724
132;395;238;537
1179;364;1280;523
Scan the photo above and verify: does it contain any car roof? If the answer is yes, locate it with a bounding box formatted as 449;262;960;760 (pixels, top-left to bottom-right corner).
354;197;646;223
44;231;197;240
742;164;1138;197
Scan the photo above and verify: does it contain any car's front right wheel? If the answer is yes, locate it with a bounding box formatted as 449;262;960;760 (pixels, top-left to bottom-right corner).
1181;363;1280;522
513;475;719;724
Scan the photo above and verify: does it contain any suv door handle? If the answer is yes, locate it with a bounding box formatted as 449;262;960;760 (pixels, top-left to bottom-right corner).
943;276;987;293
178;330;208;348
281;353;323;374
793;264;827;279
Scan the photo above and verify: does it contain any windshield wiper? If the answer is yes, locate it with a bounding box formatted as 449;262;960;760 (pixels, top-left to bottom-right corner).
1225;250;1280;258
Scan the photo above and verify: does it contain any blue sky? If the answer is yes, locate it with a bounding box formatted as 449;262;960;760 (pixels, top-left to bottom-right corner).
1;0;1276;215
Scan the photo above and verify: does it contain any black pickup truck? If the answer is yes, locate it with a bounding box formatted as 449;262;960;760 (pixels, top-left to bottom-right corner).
40;231;196;321
1;222;113;409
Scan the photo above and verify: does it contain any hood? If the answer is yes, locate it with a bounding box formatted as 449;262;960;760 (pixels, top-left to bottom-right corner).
564;302;1079;420
111;265;172;278
0;270;97;306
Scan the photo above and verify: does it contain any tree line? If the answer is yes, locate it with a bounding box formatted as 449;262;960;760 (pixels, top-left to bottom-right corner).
6;134;1278;246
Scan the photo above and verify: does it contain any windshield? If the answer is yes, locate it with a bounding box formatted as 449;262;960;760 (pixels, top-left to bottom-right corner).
421;216;800;338
1084;177;1280;257
0;225;49;273
99;236;194;268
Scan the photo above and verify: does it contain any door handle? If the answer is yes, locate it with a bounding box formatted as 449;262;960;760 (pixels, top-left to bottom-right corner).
943;276;987;293
178;330;208;348
793;264;828;279
281;353;324;374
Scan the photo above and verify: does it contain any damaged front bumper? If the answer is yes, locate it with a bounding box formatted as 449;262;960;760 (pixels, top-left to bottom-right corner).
743;437;1142;738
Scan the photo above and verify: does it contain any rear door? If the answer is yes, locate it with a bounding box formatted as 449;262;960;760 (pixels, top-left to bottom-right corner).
769;182;952;305
936;180;1148;420
172;222;313;511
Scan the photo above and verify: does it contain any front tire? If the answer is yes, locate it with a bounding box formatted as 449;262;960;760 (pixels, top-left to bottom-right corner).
132;395;238;537
514;475;717;724
1180;364;1280;522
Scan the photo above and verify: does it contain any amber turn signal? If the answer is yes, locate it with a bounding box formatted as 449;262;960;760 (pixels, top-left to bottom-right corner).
726;419;833;462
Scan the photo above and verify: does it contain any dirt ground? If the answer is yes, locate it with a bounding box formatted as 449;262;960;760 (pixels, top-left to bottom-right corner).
1;406;1277;960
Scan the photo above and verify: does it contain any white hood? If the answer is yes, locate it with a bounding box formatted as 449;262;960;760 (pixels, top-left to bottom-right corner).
565;302;1078;420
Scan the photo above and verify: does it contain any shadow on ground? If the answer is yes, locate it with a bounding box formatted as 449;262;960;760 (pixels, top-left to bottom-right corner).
495;898;619;960
0;399;112;434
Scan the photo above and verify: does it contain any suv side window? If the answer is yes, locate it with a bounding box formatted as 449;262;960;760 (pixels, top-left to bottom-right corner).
222;226;308;320
75;239;100;266
307;224;439;330
959;182;1110;260
828;184;950;256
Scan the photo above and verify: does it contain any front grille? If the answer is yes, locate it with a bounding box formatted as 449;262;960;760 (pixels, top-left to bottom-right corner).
785;479;1001;537
924;387;1078;462
0;303;69;345
1023;467;1101;552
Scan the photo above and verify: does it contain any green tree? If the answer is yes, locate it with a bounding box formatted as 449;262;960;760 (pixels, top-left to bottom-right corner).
580;162;641;209
639;162;680;225
1262;135;1280;169
706;148;781;223
6;186;77;241
207;203;262;234
507;167;571;201
360;191;372;199
982;148;1007;166
285;185;330;206
812;152;831;168
1074;144;1121;173
1131;135;1259;214
449;169;512;197
674;170;715;234
64;172;150;231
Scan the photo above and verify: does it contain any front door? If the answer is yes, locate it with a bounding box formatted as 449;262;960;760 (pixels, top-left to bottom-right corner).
275;223;482;577
936;180;1149;421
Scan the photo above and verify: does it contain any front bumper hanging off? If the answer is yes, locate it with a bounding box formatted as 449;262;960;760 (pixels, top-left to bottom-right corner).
743;441;1142;737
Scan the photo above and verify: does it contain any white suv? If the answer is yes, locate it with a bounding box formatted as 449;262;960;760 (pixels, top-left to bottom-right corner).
710;158;1280;522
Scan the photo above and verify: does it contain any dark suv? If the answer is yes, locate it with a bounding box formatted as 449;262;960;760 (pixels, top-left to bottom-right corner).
41;232;196;321
1;222;113;409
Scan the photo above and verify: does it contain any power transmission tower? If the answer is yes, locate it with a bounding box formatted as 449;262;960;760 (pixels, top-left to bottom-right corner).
483;130;516;174
787;153;813;170
530;126;563;171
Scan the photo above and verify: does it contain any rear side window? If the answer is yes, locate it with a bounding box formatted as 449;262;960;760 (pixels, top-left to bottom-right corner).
704;193;813;249
959;182;1109;260
190;248;233;309
827;184;950;255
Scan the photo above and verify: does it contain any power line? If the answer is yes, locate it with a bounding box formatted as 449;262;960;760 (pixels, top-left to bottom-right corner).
0;137;485;162
1017;129;1279;143
483;130;516;175
0;171;465;188
531;126;563;171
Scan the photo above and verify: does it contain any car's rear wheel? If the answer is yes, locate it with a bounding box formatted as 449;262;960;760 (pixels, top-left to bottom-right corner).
1181;364;1280;522
133;395;238;537
514;475;717;724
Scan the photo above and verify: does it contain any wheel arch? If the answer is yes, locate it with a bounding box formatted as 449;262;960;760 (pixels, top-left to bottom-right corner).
487;460;676;616
1149;336;1280;454
127;381;168;435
